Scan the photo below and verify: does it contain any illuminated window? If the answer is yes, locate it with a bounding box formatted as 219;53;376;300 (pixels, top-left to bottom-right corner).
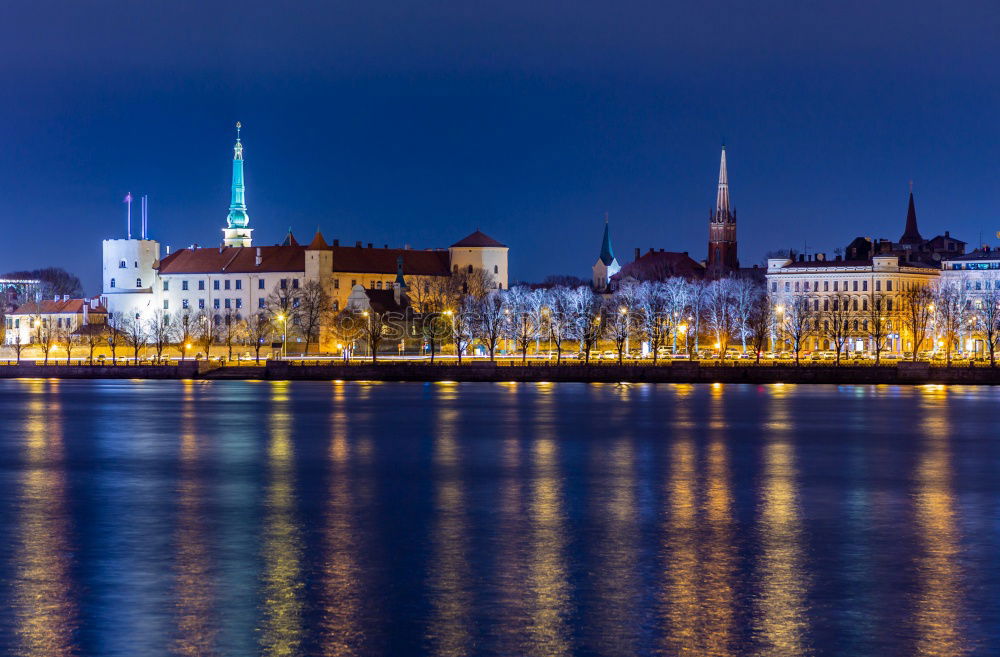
258;298;265;309
198;299;205;310
182;299;189;309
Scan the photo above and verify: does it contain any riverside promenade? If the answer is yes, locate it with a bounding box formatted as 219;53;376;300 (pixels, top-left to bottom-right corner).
2;360;1000;385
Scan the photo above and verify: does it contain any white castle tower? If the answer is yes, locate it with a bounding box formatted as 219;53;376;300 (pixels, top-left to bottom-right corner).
102;193;160;321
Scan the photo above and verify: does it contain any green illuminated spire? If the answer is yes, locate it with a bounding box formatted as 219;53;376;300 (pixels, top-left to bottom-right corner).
227;122;249;229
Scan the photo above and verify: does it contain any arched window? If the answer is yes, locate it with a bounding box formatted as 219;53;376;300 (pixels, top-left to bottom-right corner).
110;278;116;288
136;278;142;288
119;260;126;268
467;265;473;274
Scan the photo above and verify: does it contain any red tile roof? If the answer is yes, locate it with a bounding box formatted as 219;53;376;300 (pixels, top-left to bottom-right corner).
159;245;305;274
157;245;451;277
613;250;705;282
451;231;506;248
10;299;107;315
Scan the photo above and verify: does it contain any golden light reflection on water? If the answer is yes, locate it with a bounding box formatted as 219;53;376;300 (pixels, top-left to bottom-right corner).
661;386;735;657
427;400;472;657
494;415;530;655
173;381;216;656
913;391;966;656
14;380;77;657
525;393;571;657
592;438;639;656
754;394;809;657
260;381;304;656
322;396;362;656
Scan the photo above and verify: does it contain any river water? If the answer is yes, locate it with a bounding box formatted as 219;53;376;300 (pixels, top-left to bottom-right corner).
0;379;997;656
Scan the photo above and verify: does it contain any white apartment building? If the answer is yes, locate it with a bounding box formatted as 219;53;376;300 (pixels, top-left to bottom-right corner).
766;254;940;354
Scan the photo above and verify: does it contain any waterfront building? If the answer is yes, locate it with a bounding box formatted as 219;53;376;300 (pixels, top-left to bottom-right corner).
612;248;704;286
591;218;620;291
766;254;939;354
100;125;509;340
4;296;107;346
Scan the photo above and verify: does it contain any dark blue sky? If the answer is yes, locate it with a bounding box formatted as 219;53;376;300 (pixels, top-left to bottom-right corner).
1;1;997;294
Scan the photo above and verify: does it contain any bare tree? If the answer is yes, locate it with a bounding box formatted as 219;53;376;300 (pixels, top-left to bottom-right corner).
454;268;496;300
148;310;173;362
663;277;690;354
107;311;127;362
194;310;216;360
780;295;812;365
566;286;604;364
359;309;387;362
476;291;506;361
730;277;762;354
932;278;968;365
221;309;246;361
865;291;890;364
900;283;934;361
295;280;331;354
686;279;708;354
55;325;73;365
746;292;771;363
978;277;1000;366
706;278;736;358
11;331;25;364
545;287;574;364
82;322;106;365
449;297;476;364
37;320;55;365
121;314;148;364
175;310;196;360
505;286;542;363
825;293;852;365
245;312;273;364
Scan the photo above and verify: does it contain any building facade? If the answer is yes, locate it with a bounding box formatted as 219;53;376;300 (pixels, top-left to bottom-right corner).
4;297;107;346
100;126;509;339
766;254;939;354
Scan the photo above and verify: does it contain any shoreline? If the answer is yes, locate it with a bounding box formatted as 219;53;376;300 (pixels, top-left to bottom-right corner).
1;360;997;385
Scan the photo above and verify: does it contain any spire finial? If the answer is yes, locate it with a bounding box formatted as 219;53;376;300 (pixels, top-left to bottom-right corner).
604;211;609;224
909;179;913;193
236;121;241;140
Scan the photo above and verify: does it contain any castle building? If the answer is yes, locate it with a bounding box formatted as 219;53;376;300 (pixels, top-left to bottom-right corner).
706;145;738;278
4;296;107;346
591;218;620;291
100;125;509;337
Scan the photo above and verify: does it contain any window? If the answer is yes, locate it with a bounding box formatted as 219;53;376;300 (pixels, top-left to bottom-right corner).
351;279;357;288
213;299;220;309
292;297;300;308
163;300;169;310
853;281;858;292
235;280;242;290
280;279;288;290
235;299;242;309
813;299;819;311
467;265;473;274
833;281;838;291
119;260;126;268
494;265;498;274
136;278;142;287
823;299;829;311
258;298;266;309
224;280;231;290
771;282;777;292
332;300;339;311
875;280;881;292
887;280;893;291
214;314;222;326
376;281;383;290
853;299;858;311
334;279;340;290
976;281;982;290
182;299;189;309
863;320;869;331
199;299;205;310
784;282;790;292
182;280;189;291
110;278;116;288
134;261;138;267
163;281;169;292
794;282;800;292
224;298;231;309
824;281;829;291
369;280;375;289
213;280;220;290
862;280;868;292
57;318;63;328
292;279;299;289
258;279;265;290
887;299;893;311
199;280;205;291
833;299;839;311
863;299;868;311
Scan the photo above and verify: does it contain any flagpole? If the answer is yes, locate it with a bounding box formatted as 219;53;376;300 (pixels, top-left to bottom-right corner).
126;192;132;239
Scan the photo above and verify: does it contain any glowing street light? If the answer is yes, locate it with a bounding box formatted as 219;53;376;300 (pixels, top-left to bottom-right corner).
276;313;287;358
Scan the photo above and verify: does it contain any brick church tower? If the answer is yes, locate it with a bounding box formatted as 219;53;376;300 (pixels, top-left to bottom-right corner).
706;145;738;278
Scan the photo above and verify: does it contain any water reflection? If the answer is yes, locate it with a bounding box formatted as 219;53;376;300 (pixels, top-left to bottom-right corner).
173;381;217;656
259;381;304;656
526;389;572;656
661;385;735;656
426;398;473;656
754;388;810;656
913;388;967;656
322;386;362;656
13;380;77;656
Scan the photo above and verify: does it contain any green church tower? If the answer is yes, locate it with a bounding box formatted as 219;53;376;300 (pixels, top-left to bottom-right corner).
223;122;253;247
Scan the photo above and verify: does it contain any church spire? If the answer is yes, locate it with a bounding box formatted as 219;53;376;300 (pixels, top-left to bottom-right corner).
899;184;923;245
715;145;730;220
599;213;616;266
222;122;254;247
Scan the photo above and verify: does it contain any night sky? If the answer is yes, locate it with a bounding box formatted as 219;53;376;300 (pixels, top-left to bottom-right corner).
1;1;997;294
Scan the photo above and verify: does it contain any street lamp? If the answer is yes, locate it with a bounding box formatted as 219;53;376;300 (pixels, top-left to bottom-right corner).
277;313;287;359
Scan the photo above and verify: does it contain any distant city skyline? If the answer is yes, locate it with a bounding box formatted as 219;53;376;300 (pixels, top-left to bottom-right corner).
1;1;997;294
